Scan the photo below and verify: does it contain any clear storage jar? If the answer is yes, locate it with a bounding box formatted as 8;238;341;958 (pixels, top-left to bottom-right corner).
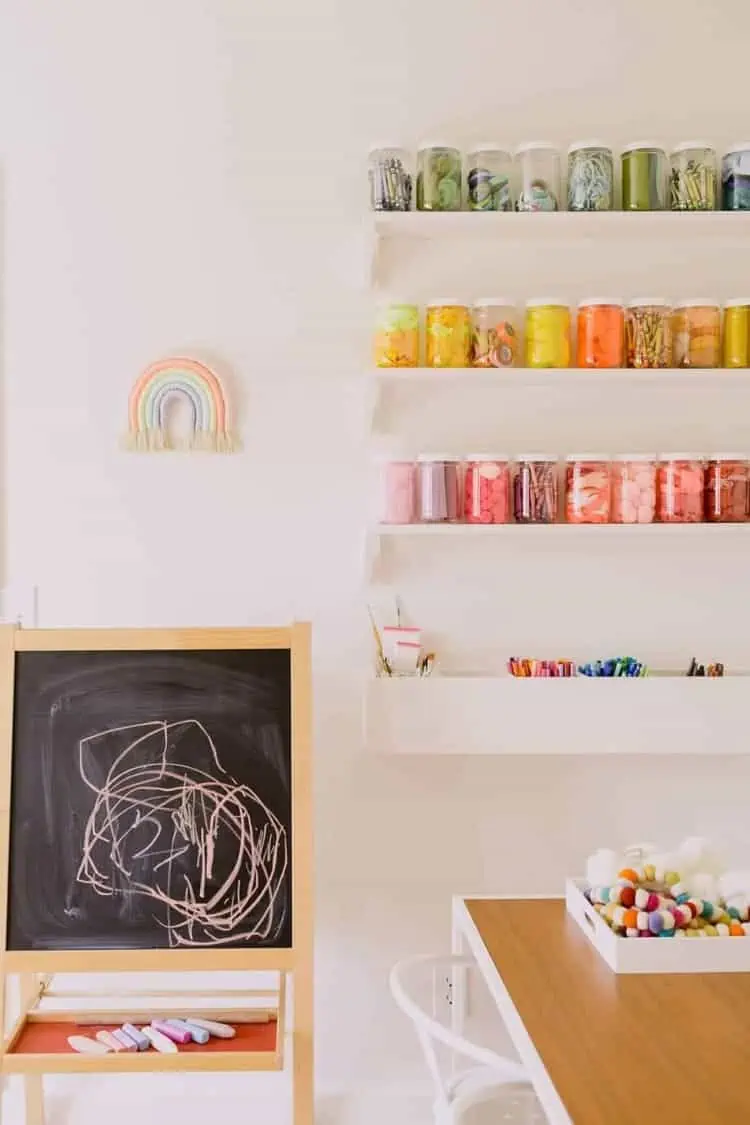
471;300;519;367
373;303;419;368
657;456;705;523
368;146;413;212
417;456;461;522
721;145;750;211
670;144;716;211
416;143;462;211
525;300;570;368
672;301;721;368
464;456;511;524
466;146;513;211
380;459;417;524
611;455;657;524
723;301;750;367
567;143;614;211
705;456;750;522
513;457;558;523
515;143;560;212
576;299;625;368
625;299;671;368
565;457;611;524
426;301;471;367
621;144;668;211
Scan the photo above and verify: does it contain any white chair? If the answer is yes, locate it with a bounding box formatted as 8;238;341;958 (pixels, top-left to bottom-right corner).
389;955;545;1125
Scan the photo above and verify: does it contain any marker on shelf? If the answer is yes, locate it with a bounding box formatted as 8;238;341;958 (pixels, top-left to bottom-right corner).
184;1017;237;1039
121;1023;150;1051
141;1026;179;1054
166;1018;209;1045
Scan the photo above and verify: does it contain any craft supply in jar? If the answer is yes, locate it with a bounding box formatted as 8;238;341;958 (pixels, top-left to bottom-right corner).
721;145;750;210
705;456;750;522
515;143;560;211
576;300;624;368
621;144;668;210
368;147;413;212
723;301;750;367
426;301;471;367
513;457;558;523
671;301;721;368
373;303;419;367
417;456;461;522
416;144;462;211
466;146;513;211
657;456;705;523
380;460;417;524
525;300;570;368
625;299;671;368
611;455;657;524
471;300;518;367
670;144;716;211
565;457;611;524
464;456;511;524
567;143;614;211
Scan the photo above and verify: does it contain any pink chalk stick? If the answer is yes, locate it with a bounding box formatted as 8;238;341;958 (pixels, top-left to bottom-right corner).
151;1019;191;1045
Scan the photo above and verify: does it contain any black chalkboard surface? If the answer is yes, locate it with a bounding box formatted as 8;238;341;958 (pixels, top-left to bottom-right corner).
8;648;291;951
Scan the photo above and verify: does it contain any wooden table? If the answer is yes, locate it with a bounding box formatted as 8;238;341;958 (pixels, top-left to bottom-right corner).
452;896;750;1125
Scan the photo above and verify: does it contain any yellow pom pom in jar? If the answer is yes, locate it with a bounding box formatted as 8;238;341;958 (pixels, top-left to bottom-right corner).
524;300;571;368
373;303;420;368
426;300;472;368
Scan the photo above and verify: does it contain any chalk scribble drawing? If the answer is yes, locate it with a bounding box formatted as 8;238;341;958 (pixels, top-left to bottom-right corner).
75;719;288;947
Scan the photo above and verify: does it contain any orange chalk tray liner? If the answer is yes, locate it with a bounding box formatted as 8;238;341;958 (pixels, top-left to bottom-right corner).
11;1020;277;1054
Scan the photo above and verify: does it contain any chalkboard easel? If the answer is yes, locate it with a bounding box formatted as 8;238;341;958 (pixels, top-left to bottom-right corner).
0;623;313;1125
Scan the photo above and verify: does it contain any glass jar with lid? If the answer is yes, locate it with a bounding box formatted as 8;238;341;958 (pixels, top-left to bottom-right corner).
471;300;519;367
723;301;750;367
379;458;417;524
464;456;511;524
368;146;413;212
416;143;462;211
621;144;668;210
567;142;614;211
466;146;513;211
576;299;624;368
671;301;721;368
657;456;705;523
625;299;672;368
525;300;570;367
721;145;750;210
374;303;420;367
705;456;750;522
426;301;472;367
670;144;716;211
611;455;657;524
515;143;560;211
513;457;558;523
565;456;611;524
417;456;461;522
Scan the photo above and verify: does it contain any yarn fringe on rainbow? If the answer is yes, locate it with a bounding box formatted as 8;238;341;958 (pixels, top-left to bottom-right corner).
124;356;238;452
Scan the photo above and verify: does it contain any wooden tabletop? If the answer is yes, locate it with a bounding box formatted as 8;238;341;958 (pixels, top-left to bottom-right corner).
466;898;750;1125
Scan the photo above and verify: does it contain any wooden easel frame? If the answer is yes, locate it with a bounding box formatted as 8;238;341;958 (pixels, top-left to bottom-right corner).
0;623;313;1125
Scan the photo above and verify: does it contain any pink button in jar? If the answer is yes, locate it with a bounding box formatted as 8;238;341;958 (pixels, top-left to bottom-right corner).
611;455;657;524
565;456;611;524
464;456;510;524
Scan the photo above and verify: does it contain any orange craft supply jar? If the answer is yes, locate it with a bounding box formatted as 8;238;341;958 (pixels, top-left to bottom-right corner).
672;300;721;368
565;456;611;523
576;299;625;368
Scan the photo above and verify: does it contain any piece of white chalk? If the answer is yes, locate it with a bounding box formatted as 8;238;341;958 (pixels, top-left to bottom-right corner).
68;1035;111;1055
96;1030;125;1053
141;1026;179;1054
185;1018;236;1039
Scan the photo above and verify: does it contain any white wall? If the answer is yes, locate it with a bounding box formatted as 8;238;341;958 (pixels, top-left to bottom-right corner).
3;0;750;1116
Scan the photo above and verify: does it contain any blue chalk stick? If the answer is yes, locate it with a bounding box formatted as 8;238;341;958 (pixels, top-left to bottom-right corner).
122;1023;150;1051
172;1018;210;1045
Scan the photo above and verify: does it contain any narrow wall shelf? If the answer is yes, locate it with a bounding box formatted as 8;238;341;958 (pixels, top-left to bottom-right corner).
372;367;750;385
364;675;750;755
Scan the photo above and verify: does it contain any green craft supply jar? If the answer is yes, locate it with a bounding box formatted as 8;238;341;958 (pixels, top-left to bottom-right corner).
416;143;462;211
670;143;716;211
621;144;668;211
567;142;614;211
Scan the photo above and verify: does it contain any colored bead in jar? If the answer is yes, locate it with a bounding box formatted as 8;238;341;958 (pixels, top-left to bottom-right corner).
416;144;462;211
515;143;560;211
721;145;750;210
417;456;461;523
723;301;750;368
576;300;624;368
471;300;519;367
565;457;611;524
368;146;413;212
426;302;471;368
705;456;750;522
464;457;510;524
670;144;716;210
466;146;513;212
380;460;416;524
621;144;668;210
672;301;721;368
625;300;671;368
567;143;614;211
373;303;419;368
657;456;705;523
611;456;657;524
513;457;558;523
525;301;570;368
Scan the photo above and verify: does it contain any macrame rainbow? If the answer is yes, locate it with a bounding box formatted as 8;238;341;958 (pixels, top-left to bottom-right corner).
125;357;237;452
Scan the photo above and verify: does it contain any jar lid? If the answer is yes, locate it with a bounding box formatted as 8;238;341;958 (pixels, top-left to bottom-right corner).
525;298;569;308
578;297;624;307
469;142;508;154
516;453;558;461
612;453;657;461
427;298;467;307
674;299;719;308
724;143;750;156
709;453;749;460
417;141;459;152
514;142;557;155
671;141;715;154
659;453;705;460
565;454;610;462
473;297;514;308
627;298;669;307
567;140;611;153
724;298;750;307
417;453;461;462
466;453;510;462
621;142;666;154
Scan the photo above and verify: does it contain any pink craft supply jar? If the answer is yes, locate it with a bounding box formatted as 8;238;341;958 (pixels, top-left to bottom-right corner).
464;456;511;524
380;459;417;524
565;456;611;524
611;455;657;524
657;455;705;523
704;455;750;522
417;455;461;523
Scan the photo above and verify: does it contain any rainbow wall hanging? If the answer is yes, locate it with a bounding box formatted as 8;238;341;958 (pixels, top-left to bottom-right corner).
125;356;238;452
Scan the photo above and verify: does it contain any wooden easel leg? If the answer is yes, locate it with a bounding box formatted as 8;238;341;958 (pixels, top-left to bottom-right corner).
292;967;314;1125
19;974;44;1125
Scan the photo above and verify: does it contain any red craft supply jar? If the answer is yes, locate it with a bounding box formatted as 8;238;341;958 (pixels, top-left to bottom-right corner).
657;455;705;523
464;456;510;524
576;299;625;368
705;455;750;522
611;455;657;524
565;456;611;523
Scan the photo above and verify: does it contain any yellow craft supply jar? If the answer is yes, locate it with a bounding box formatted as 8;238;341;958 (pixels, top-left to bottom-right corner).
425;300;472;368
524;300;571;368
374;303;420;368
723;300;750;368
672;300;721;368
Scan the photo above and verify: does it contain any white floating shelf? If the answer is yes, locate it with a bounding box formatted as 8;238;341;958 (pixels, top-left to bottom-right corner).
364;675;750;755
375;522;750;538
372;366;750;385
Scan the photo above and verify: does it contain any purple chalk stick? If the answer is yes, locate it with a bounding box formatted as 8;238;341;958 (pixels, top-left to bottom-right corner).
151;1019;192;1045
